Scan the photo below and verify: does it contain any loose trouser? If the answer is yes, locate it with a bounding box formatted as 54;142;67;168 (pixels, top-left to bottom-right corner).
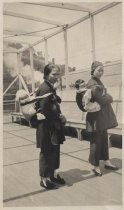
89;130;109;166
39;145;60;177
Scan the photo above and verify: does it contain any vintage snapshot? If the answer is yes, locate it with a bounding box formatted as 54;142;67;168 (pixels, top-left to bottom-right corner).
2;0;122;208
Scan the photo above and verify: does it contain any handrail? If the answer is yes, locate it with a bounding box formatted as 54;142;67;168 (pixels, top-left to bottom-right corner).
61;99;122;103
3;100;15;103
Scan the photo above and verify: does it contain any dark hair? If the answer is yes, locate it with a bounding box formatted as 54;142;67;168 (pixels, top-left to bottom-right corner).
43;63;55;79
91;61;103;75
75;79;85;89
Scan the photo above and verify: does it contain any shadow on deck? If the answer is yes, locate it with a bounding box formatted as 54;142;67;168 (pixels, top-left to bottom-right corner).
3;118;122;207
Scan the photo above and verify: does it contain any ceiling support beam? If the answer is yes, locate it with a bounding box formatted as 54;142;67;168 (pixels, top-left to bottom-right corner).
3;10;64;26
16;2;121;52
3;29;44;37
23;2;90;12
66;2;121;29
92;2;120;16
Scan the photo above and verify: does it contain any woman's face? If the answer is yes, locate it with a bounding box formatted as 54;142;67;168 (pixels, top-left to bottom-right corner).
93;66;104;79
48;67;59;84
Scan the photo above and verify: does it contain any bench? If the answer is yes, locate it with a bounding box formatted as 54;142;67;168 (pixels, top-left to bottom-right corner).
11;112;122;140
66;118;122;140
11;112;26;124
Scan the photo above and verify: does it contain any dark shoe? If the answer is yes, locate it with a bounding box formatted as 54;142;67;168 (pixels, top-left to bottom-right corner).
104;165;118;170
50;174;66;185
92;169;102;176
40;180;58;190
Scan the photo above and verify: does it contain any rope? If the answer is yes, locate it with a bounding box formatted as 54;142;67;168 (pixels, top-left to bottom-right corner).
4;26;60;39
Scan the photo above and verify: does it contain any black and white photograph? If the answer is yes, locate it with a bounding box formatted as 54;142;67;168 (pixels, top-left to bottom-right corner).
1;0;123;209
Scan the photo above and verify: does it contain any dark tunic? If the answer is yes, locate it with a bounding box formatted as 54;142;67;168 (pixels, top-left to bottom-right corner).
86;76;118;166
86;76;118;132
35;80;65;177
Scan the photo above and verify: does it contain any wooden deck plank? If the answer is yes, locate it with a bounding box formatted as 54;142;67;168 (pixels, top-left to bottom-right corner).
3;132;15;139
3;144;38;166
3;136;35;149
3;123;29;131
3;153;122;206
3;123;122;206
7;128;36;137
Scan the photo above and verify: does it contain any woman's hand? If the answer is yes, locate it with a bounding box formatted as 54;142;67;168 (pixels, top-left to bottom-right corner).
37;113;45;120
60;114;67;124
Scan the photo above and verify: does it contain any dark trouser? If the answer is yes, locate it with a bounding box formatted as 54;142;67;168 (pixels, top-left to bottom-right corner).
39;145;60;177
89;130;109;166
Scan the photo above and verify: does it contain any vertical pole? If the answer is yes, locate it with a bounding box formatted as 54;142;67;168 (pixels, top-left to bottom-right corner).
17;53;22;90
30;47;35;93
63;26;69;89
115;82;122;118
45;38;48;64
17;52;22;112
90;13;96;61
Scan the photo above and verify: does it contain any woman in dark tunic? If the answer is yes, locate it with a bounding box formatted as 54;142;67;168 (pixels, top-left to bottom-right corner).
35;63;66;189
86;61;118;176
